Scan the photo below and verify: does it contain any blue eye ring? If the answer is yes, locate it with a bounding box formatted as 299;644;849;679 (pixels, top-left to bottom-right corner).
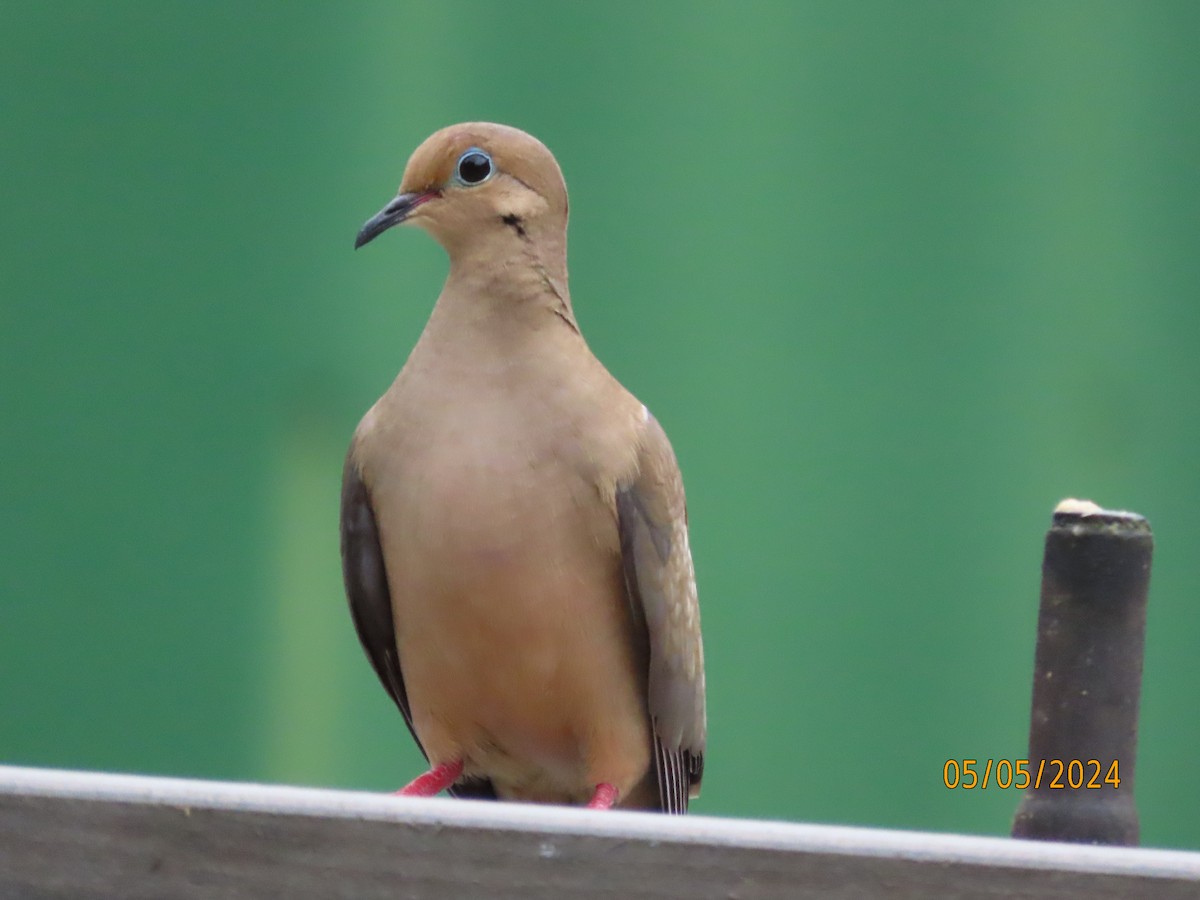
454;147;494;186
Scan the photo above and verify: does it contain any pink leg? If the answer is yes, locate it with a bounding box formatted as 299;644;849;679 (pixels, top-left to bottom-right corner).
396;760;464;797
587;782;619;810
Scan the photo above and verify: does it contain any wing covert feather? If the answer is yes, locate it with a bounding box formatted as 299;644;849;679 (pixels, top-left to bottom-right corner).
616;412;706;813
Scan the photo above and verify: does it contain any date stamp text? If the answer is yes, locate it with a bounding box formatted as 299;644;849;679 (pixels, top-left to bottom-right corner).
942;759;1121;790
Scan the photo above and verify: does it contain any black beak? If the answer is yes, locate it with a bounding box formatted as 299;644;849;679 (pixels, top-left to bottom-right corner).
354;191;438;249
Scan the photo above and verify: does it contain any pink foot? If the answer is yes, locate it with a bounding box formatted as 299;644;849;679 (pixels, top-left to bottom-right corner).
396;760;464;797
587;782;619;810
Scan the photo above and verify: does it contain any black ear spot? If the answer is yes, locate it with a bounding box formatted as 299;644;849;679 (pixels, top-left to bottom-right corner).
500;213;527;238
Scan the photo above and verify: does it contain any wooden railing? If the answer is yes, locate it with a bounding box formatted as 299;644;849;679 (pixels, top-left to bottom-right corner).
2;764;1199;898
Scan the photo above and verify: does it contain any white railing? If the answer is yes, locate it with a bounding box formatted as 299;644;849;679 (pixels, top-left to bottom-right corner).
2;765;1198;898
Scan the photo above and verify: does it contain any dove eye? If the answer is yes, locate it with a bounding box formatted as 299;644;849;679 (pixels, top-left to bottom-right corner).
454;148;494;186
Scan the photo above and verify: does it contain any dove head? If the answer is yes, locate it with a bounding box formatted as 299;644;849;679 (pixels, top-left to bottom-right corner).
355;122;569;262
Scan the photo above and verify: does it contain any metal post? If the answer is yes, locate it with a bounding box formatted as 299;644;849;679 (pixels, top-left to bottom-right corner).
1012;499;1153;845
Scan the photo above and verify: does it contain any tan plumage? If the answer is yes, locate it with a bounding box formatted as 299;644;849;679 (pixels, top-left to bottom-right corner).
341;123;705;812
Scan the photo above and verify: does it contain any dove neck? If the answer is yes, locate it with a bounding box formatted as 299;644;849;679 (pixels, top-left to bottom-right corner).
440;230;577;334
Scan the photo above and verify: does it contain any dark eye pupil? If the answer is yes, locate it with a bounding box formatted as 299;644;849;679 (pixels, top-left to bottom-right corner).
458;152;491;184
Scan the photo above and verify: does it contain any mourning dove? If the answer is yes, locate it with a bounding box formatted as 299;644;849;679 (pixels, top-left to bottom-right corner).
341;123;705;812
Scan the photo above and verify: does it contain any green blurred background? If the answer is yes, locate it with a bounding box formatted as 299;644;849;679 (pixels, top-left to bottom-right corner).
3;1;1198;848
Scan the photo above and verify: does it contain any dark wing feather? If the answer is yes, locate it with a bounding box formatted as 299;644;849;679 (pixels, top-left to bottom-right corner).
616;413;706;814
340;450;495;800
